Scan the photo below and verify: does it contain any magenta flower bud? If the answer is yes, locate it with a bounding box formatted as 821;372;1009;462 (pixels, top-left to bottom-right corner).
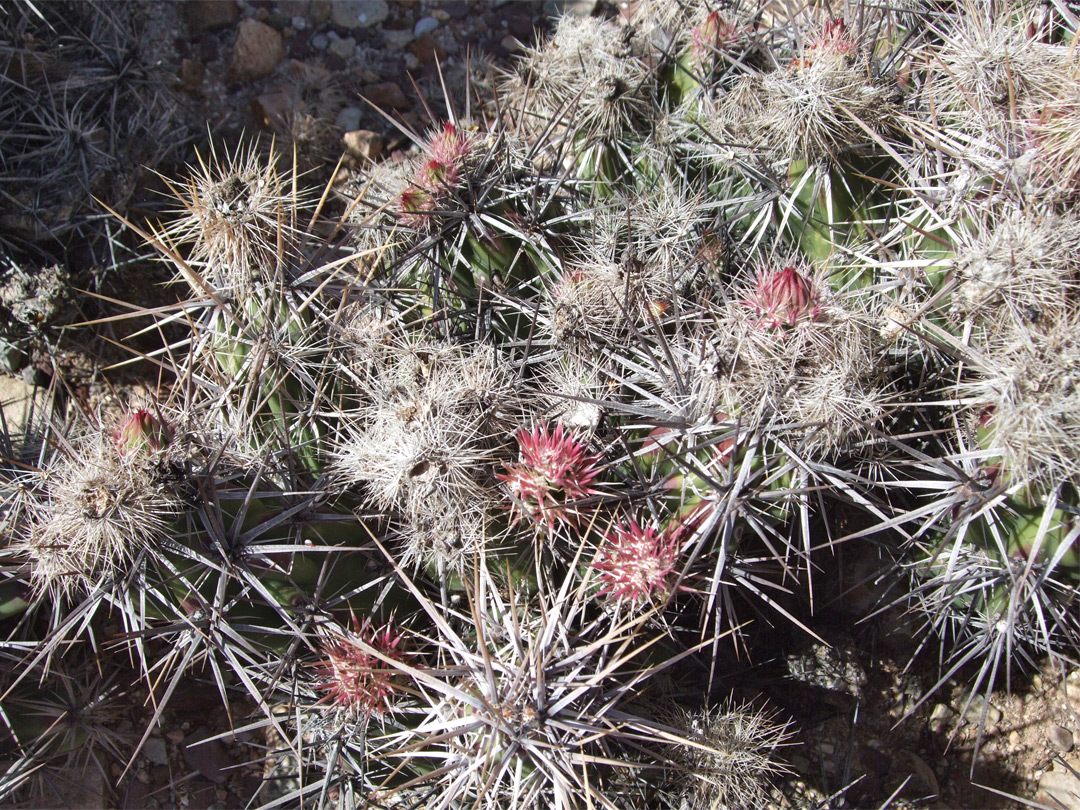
497;423;602;529
397;123;474;227
421;123;473;191
691;11;739;64
112;408;171;456
592;520;681;603
743;266;822;330
316;619;407;718
811;18;856;57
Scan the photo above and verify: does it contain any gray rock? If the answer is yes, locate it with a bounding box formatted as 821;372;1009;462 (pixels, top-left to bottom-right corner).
184;0;239;36
0;373;48;447
0;340;25;374
1049;725;1075;753
143;736;169;766
330;0;389;30
335;106;363;133
311;32;329;50
898;750;939;799
544;0;598;17
414;16;439;37
384;28;414;50
962;693;1003;729
327;35;356;60
929;703;955;735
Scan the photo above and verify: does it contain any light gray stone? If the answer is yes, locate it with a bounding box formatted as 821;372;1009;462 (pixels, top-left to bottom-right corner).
543;0;598;17
414;16;439;37
1038;769;1080;810
335;106;363;133
327;35;356;60
0;373;47;443
311;33;328;50
962;693;1003;728
1050;725;1075;753
144;736;169;766
330;0;388;30
384;28;414;50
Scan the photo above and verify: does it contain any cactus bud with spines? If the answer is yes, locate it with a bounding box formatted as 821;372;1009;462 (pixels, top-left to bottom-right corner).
316;617;410;719
112;407;171;456
591;518;682;604
497;422;602;530
743;265;823;331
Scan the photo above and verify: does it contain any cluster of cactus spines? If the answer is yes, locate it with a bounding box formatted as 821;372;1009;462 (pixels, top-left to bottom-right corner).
0;1;187;249
19;407;179;600
7;0;1080;805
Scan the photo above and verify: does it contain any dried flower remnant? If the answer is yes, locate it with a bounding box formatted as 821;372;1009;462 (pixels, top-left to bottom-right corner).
497;423;602;529
316;619;408;719
743;266;822;330
593;520;681;603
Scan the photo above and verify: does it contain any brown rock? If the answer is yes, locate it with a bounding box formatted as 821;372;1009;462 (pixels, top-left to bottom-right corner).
342;130;384;165
309;0;332;24
408;32;447;65
251;89;297;129
363;82;410;110
184;0;239;36
179;59;206;90
183;728;232;785
230;19;285;83
277;0;310;15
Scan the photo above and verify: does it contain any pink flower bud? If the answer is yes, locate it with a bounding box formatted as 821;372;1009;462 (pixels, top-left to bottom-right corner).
112;408;171;456
592;520;681;603
497;423;602;529
811;19;856;57
743;266;822;330
316;618;407;718
691;11;739;64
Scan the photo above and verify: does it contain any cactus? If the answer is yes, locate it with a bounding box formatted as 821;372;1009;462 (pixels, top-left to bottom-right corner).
6;0;1080;806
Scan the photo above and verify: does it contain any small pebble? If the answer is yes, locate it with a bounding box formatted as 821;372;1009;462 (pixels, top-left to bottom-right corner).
929;703;954;734
292;16;307;29
414;16;439;37
143;737;169;766
335;106;363;132
311;33;329;50
328;35;356;60
383;28;414;50
1049;724;1075;753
